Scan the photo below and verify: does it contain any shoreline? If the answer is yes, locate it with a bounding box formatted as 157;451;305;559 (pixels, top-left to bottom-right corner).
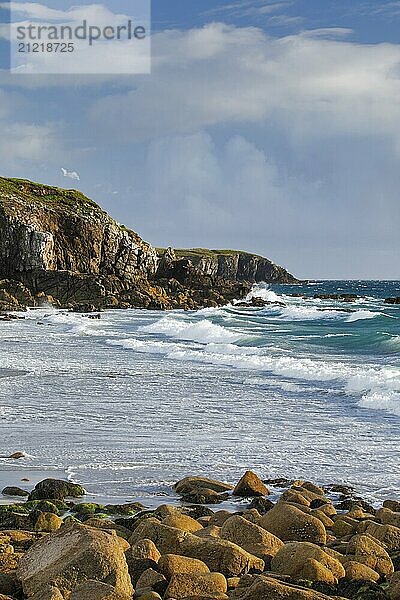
0;470;398;599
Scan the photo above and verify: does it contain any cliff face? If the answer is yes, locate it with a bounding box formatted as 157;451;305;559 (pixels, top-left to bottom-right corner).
171;249;297;285
0;177;158;279
0;177;297;311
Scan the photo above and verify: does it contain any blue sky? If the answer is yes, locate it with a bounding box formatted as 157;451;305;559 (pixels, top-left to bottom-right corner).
0;0;400;278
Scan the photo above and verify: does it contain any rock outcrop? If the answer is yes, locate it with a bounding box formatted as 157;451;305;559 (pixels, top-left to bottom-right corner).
0;177;297;311
163;248;297;285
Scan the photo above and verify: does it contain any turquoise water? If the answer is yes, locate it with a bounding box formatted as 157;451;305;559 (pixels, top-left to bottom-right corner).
0;280;399;505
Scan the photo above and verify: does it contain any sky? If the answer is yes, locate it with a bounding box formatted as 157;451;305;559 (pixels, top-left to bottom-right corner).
0;0;400;279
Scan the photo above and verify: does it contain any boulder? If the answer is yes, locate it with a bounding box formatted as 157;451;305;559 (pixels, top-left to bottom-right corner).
302;482;325;496
270;542;345;583
209;511;232;527
30;585;64;600
377;507;400;529
357;520;400;552
125;538;160;586
165;573;227;599
17;523;133;598
344;561;380;583
28;479;85;500
0;572;21;598
229;575;347;599
346;533;394;576
2;487;29;498
300;559;336;584
129;518;264;577
258;502;327;544
163;513;203;533
332;517;358;538
233;472;269;497
384;500;400;513
220;515;283;562
174;477;233;495
131;539;161;562
129;518;190;555
388;572;400;600
70;580;123;600
179;535;264;577
181;488;229;505
158;554;210;577
249;497;274;514
34;512;62;532
280;489;310;506
136;568;167;593
194;525;221;538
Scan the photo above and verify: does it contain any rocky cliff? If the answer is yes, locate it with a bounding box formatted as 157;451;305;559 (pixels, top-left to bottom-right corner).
169;248;296;285
0;177;297;311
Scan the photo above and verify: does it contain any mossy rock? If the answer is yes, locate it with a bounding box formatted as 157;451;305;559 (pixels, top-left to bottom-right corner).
2;486;29;498
105;503;145;516
28;479;85;501
24;500;61;515
0;504;30;514
71;503;104;515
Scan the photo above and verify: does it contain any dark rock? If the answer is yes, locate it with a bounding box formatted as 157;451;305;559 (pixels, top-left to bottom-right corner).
235;297;286;308
310;499;330;509
0;511;33;530
182;505;215;519
2;487;29;497
249;497;274;514
337;579;388;599
335;498;376;514
181;489;230;505
104;502;145;516
385;297;400;304
28;479;85;501
324;484;355;496
0;452;25;459
314;293;358;302
263;477;295;488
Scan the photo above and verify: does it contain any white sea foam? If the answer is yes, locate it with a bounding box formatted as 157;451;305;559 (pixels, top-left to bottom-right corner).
139;317;244;344
107;337;185;355
346;310;383;322
359;390;400;416
245;284;282;304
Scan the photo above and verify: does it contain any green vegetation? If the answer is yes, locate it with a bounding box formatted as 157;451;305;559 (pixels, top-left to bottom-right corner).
158;247;265;260
0;176;104;218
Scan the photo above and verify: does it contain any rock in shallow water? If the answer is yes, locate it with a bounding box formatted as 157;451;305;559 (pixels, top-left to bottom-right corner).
1;487;29;498
28;478;85;501
233;471;270;498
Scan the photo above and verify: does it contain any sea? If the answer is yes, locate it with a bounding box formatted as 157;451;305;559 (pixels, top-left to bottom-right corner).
0;280;399;507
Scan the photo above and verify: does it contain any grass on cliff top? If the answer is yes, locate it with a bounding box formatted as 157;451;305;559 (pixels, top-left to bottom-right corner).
157;247;266;260
0;176;103;217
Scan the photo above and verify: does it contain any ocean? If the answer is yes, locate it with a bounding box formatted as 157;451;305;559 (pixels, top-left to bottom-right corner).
0;280;399;506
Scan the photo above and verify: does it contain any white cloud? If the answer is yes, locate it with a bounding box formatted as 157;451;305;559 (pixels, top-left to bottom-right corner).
89;23;400;150
61;167;80;180
2;2;133;24
2;2;150;75
299;28;353;39
202;1;292;19
0;121;61;168
139;131;317;247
